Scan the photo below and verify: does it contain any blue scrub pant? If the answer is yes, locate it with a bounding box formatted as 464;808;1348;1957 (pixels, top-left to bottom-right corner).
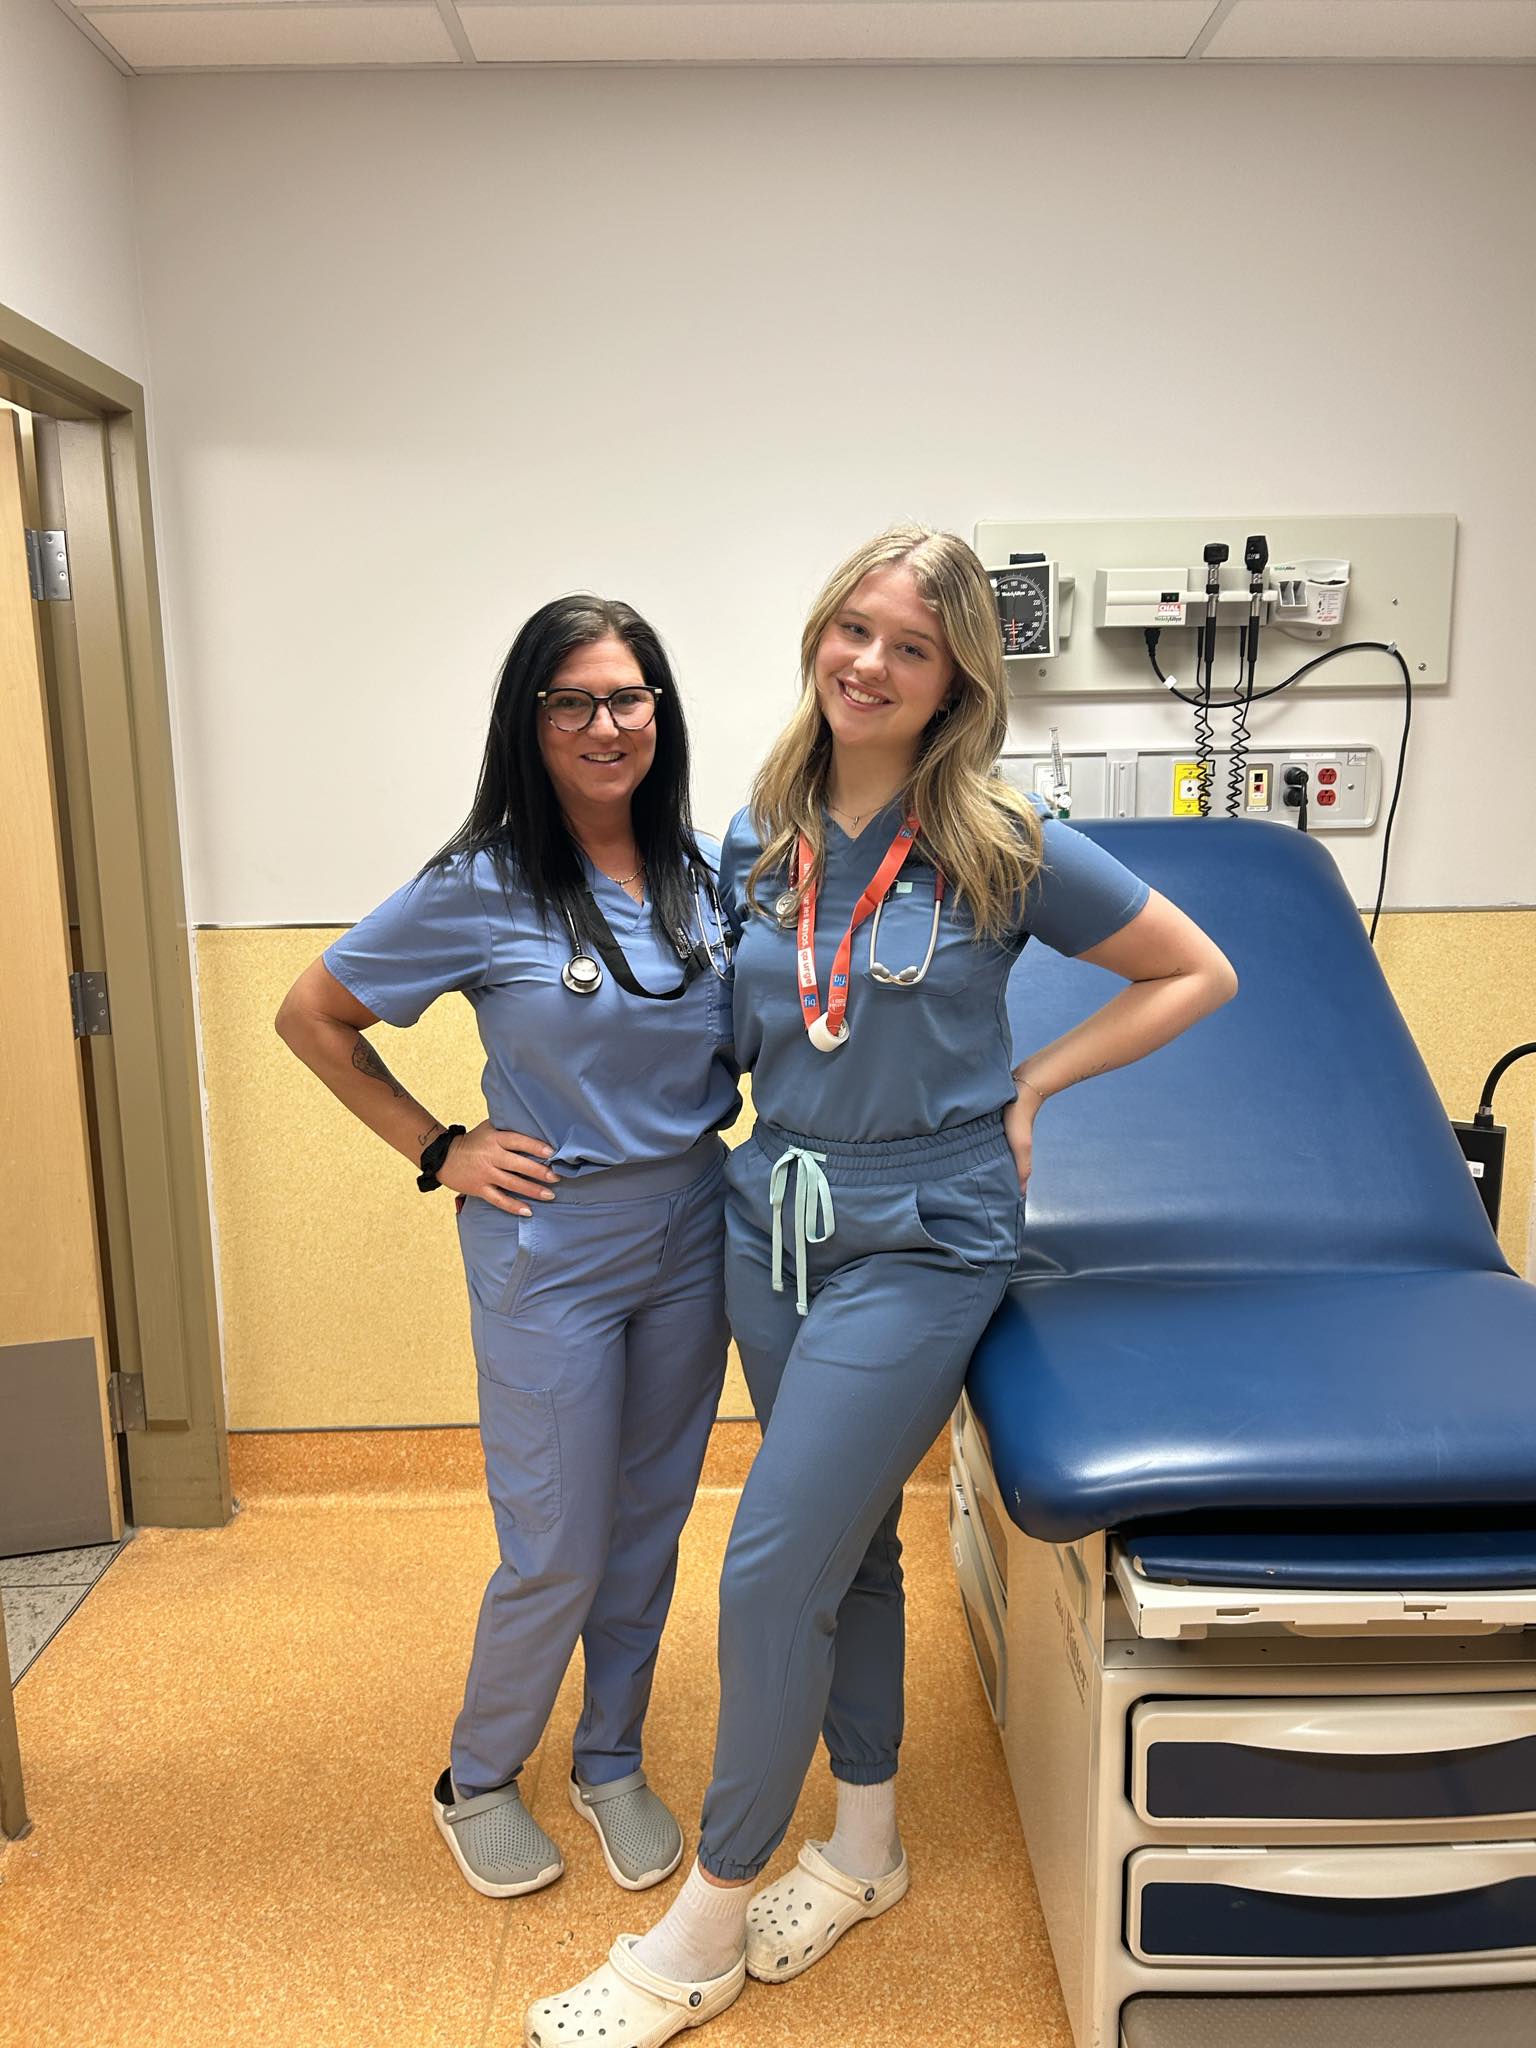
698;1114;1021;1880
451;1134;728;1799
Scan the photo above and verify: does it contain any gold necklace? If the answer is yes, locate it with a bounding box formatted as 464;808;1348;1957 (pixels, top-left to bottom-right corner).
603;863;644;889
827;788;903;830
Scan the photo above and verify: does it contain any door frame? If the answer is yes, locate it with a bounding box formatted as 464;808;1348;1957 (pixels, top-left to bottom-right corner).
0;299;229;1531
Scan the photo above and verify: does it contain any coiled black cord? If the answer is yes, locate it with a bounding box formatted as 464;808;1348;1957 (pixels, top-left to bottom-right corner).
1192;627;1214;815
1225;626;1256;816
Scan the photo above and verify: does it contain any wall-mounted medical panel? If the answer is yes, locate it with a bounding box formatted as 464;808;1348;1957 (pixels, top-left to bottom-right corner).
974;516;1455;698
999;748;1381;830
1131;1697;1536;1833
1125;1843;1536;1968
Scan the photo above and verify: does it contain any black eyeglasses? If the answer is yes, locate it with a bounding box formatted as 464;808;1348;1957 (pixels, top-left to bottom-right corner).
537;686;663;734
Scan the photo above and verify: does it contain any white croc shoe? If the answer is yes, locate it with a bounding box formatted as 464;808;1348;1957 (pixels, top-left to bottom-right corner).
746;1841;909;1983
524;1936;745;2048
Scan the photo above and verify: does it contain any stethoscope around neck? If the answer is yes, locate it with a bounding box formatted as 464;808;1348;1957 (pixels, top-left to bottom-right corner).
771;867;945;988
561;872;732;999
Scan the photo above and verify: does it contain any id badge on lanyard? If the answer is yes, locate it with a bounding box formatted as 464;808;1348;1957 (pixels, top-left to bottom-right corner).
794;816;922;1053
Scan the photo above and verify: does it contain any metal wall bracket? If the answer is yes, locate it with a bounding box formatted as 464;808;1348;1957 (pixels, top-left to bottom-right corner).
107;1372;146;1433
69;970;112;1038
24;528;71;602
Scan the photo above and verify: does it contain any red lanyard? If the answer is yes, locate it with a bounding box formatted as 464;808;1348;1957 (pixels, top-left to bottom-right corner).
794;815;921;1052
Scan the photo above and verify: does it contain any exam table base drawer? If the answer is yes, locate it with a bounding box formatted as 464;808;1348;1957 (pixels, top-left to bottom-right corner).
1132;1694;1536;1830
1126;1844;1536;1966
1119;1986;1536;2048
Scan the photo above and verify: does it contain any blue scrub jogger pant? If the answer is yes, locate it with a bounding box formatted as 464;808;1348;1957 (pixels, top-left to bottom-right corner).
450;1134;728;1799
697;1114;1022;1881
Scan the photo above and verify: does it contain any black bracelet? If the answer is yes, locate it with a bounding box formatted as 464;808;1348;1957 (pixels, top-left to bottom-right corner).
417;1125;466;1192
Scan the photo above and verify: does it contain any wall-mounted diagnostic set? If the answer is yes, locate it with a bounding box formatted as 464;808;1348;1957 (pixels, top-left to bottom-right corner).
975;515;1456;938
975;515;1454;696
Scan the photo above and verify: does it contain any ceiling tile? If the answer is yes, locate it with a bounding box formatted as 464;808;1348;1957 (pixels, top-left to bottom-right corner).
458;2;1217;67
82;5;462;67
1207;0;1536;62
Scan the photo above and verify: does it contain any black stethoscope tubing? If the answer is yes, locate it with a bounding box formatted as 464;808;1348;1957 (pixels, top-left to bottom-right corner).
561;876;730;1001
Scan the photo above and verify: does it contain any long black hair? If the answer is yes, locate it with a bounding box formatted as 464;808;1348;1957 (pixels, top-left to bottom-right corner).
429;595;707;952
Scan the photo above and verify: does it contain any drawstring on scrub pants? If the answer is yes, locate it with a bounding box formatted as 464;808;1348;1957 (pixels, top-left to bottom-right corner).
767;1146;835;1317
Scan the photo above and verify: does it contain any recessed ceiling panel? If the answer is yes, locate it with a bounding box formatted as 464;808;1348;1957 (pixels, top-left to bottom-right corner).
83;5;462;68
1207;0;1536;62
458;1;1216;67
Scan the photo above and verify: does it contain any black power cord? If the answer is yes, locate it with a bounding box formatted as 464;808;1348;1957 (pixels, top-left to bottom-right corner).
1144;632;1413;947
1453;1044;1536;1233
1477;1044;1536;1123
1366;644;1412;944
1283;763;1310;833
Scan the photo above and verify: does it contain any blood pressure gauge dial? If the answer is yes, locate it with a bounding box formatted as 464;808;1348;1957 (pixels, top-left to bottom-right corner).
988;559;1059;660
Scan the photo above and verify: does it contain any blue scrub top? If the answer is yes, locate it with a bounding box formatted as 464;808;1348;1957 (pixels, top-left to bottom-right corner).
719;800;1150;1144
323;844;740;1175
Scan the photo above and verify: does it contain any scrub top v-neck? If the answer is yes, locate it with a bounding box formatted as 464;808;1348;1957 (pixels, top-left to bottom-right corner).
323;845;739;1176
719;800;1149;1145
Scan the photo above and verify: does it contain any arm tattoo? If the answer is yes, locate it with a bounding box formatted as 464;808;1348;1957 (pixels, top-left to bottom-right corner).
351;1036;407;1099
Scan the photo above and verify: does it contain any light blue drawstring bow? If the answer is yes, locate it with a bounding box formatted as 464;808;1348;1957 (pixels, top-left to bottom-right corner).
767;1146;835;1317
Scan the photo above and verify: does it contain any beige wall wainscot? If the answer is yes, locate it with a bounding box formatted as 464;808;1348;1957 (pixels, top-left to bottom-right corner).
198;928;754;1430
1371;909;1535;1278
200;916;1533;1432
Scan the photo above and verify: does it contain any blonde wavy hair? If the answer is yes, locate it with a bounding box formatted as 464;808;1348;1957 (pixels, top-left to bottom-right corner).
746;523;1044;942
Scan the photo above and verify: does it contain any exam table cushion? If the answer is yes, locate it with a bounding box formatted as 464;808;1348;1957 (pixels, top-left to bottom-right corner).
1122;1521;1536;1592
972;1268;1536;1543
969;819;1530;1545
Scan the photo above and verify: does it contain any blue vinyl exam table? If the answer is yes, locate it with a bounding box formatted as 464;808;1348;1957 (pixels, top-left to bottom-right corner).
950;818;1536;2048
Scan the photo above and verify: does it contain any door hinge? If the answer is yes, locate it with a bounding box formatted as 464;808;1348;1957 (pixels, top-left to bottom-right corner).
70;969;112;1038
24;528;71;602
107;1371;146;1433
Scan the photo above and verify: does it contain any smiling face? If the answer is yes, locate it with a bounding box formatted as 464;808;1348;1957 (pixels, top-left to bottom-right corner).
536;634;657;821
812;563;956;762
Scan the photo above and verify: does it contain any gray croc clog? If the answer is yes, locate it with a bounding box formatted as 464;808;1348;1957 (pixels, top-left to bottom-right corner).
569;1767;685;1890
432;1768;563;1898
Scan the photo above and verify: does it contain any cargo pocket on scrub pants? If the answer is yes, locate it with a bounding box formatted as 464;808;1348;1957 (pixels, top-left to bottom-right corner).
470;1213;563;1535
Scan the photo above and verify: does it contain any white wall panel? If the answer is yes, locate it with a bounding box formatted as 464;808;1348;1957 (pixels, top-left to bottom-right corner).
0;0;146;382
127;63;1536;920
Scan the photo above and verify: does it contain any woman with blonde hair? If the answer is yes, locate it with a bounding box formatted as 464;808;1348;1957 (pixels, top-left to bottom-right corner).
528;527;1236;2045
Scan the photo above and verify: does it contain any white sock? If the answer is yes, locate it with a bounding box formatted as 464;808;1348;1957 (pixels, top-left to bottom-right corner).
822;1777;902;1880
630;1859;749;1984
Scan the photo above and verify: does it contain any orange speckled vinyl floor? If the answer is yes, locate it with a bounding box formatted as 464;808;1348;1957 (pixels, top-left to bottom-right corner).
0;1427;1071;2048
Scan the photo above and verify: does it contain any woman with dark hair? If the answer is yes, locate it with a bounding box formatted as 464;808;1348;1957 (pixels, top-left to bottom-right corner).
276;596;738;1903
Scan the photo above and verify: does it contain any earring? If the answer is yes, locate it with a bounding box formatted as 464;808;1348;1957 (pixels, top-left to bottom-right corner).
932;701;953;725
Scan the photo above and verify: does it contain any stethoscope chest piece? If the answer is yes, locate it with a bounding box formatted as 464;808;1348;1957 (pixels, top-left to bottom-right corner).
773;890;798;929
561;952;604;997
